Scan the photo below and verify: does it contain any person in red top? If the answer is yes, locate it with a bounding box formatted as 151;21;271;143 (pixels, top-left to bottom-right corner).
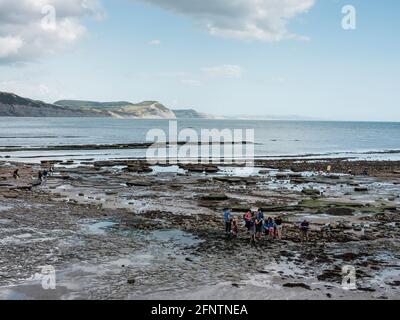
243;210;252;233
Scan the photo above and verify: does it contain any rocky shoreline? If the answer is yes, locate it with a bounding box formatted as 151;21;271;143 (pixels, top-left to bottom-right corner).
0;157;400;299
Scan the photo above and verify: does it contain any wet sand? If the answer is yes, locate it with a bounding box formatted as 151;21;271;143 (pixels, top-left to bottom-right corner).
0;158;400;300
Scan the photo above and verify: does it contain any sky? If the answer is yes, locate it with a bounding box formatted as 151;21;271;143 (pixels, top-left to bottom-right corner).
0;0;399;121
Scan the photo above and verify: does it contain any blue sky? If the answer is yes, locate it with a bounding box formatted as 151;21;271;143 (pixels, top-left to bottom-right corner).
0;0;399;121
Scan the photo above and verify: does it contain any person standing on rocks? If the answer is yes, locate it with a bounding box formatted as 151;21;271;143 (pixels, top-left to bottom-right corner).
13;169;20;180
249;213;257;245
231;217;238;238
244;210;252;233
43;169;48;181
266;217;275;241
256;209;264;239
300;219;310;242
275;216;283;240
224;208;232;236
38;171;43;183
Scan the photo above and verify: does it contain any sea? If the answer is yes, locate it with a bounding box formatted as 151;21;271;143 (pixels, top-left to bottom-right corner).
0;117;400;163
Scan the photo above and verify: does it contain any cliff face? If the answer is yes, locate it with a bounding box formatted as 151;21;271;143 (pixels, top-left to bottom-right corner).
0;92;107;117
56;99;177;119
114;101;177;119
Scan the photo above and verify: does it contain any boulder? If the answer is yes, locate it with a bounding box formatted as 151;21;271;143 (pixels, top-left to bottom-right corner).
326;207;354;216
214;177;242;183
126;164;152;173
275;173;289;179
180;164;219;173
354;187;368;192
126;181;152;187
302;188;321;196
282;283;311;290
200;194;229;201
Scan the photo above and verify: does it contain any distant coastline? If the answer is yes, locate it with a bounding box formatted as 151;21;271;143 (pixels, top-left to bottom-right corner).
1;91;324;121
0;91;216;119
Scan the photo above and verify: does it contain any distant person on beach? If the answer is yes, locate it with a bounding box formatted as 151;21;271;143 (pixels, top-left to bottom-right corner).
49;165;54;176
300;219;310;242
266;217;276;240
231;218;238;238
257;209;264;222
255;210;264;239
38;171;43;182
249;214;257;245
263;218;269;237
363;168;369;176
244;210;252;232
224;208;232;235
275;216;283;240
43;169;48;181
13;169;20;180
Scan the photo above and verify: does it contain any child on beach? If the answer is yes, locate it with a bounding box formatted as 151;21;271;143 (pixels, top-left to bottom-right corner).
266;217;276;240
244;210;252;233
275;216;283;240
263;218;269;237
231;218;238;238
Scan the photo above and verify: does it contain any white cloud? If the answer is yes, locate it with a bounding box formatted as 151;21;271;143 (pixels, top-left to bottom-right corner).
0;36;24;58
0;0;104;64
202;65;244;79
148;39;161;45
136;0;315;41
0;80;73;102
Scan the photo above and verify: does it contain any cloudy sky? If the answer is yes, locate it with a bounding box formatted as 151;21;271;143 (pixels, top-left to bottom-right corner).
0;0;399;121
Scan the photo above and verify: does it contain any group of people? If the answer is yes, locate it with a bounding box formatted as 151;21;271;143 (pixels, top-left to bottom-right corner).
224;208;284;244
224;208;311;244
38;168;51;183
12;165;54;184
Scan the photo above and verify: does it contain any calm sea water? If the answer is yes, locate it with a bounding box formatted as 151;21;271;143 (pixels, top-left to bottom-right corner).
0;117;400;162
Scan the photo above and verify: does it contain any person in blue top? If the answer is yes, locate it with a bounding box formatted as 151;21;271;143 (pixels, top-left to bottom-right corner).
224;208;232;235
264;217;276;240
263;218;270;236
255;209;264;239
257;209;264;221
